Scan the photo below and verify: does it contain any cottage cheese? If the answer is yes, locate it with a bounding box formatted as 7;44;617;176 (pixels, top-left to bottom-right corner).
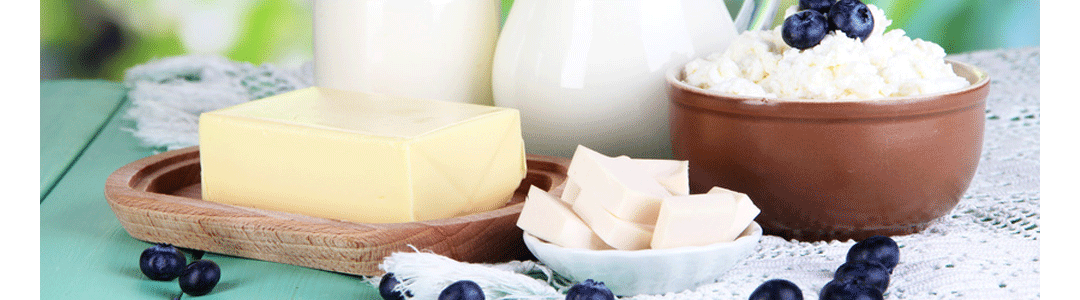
682;4;970;101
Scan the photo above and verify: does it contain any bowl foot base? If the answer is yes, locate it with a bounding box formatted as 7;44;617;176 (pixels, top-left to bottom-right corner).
762;223;927;242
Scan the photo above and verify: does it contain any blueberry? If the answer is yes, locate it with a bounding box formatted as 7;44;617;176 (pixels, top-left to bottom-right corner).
380;273;410;300
798;0;834;14
833;261;890;293
139;243;187;281
818;280;883;300
782;10;829;50
439;280;484;300
828;0;874;40
178;260;221;296
846;235;900;273
566;279;615;300
749;279;804;300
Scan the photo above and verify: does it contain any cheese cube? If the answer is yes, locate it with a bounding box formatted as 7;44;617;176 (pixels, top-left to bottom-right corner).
706;186;761;241
650;187;761;249
516;186;612;250
560;156;689;204
198;87;526;224
563;145;672;225
633;158;690;196
572;188;654;250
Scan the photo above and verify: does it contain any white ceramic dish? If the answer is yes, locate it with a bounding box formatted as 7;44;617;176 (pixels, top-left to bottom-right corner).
523;221;763;296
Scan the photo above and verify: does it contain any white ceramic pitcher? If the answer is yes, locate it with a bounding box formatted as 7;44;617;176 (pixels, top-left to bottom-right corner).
492;0;778;158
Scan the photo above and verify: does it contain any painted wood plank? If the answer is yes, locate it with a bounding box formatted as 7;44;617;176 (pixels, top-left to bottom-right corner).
40;100;381;299
40;80;128;199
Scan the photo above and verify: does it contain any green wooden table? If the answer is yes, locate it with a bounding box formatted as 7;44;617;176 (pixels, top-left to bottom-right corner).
40;80;381;299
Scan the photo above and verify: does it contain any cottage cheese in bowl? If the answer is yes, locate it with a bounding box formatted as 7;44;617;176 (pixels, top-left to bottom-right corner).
682;4;970;101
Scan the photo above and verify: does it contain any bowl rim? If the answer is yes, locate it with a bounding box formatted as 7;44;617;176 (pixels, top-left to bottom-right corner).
523;221;763;258
667;59;991;119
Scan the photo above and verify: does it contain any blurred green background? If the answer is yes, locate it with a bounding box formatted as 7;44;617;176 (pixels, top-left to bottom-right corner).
41;0;1039;81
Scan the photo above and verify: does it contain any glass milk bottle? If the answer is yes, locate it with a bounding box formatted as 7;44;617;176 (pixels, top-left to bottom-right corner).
493;0;776;158
314;0;500;105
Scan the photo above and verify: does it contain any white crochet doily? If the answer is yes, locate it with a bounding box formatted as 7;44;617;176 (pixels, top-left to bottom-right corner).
123;47;1040;299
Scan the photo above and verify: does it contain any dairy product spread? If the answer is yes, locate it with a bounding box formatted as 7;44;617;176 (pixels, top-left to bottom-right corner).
198;87;526;224
682;4;970;101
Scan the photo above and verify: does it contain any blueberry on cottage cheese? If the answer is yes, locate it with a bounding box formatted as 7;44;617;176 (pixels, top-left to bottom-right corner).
380;273;410;300
139;243;187;281
782;10;830;50
798;0;834;14
178;260;221;296
833;261;890;293
846;235;900;273
828;0;874;40
749;279;804;300
566;279;616;300
439;280;485;300
818;280;883;300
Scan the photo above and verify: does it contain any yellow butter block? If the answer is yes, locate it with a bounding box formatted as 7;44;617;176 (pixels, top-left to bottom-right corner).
198;87;526;223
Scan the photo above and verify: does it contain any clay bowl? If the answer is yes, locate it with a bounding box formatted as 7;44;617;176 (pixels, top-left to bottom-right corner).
666;60;990;241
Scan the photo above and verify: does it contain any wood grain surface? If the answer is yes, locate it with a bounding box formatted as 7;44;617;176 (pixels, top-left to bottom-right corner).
105;146;569;276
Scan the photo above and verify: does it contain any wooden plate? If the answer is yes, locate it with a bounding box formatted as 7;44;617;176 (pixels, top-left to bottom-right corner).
105;146;569;276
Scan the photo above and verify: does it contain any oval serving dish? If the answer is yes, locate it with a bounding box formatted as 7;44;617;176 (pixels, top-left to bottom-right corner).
105;146;569;276
523;222;763;296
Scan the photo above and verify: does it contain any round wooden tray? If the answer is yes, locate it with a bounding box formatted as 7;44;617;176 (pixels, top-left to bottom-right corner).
104;146;569;276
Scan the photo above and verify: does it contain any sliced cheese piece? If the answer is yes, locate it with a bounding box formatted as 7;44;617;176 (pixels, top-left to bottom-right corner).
561;156;689;204
199;87;527;224
560;178;582;205
706;186;762;241
516;186;612;250
633;158;690;196
564;145;672;224
650;187;761;249
571;188;654;250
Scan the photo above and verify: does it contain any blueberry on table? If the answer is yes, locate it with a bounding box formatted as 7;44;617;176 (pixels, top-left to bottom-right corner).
798;0;834;14
439;280;485;300
846;235;900;273
782;10;829;50
178;260;221;296
139;243;187;281
566;279;615;300
818;280;883;300
380;273;410;300
749;279;804;300
827;0;874;41
833;261;890;293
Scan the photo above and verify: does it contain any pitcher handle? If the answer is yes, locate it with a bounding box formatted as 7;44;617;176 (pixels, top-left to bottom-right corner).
733;0;780;33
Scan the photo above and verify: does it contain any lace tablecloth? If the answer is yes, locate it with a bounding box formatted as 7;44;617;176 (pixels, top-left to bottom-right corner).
123;47;1040;299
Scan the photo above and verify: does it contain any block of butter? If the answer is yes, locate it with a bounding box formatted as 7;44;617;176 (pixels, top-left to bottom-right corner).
564;145;673;225
650;187;761;249
517;186;612;250
198;87;526;223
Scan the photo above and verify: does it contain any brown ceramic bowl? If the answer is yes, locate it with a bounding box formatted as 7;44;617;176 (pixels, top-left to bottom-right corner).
667;60;990;241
